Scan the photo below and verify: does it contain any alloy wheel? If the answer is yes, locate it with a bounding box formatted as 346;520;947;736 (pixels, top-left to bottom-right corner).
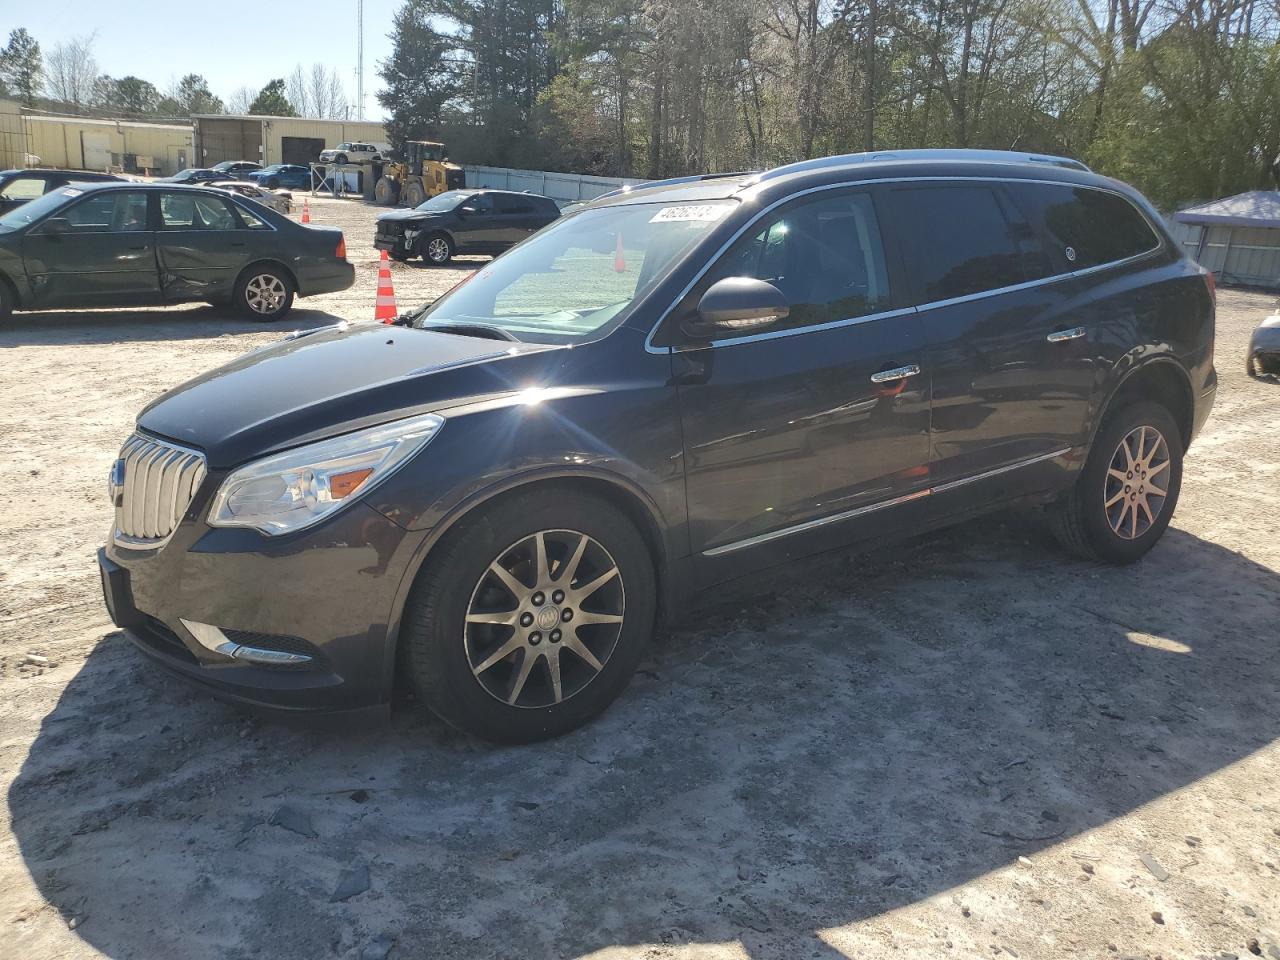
464;529;625;709
1104;424;1171;540
426;238;450;263
244;274;286;315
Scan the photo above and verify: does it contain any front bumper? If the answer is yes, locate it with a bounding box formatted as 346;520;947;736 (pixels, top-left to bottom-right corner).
100;499;426;718
373;230;412;254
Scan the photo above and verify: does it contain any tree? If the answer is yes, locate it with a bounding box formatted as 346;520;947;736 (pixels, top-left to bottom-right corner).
113;76;161;114
378;0;463;147
44;33;97;108
227;86;256;114
168;73;224;115
0;28;42;107
248;78;295;116
286;63;348;118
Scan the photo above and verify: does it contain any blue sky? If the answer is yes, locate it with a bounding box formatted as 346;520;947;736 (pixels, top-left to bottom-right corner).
11;0;404;118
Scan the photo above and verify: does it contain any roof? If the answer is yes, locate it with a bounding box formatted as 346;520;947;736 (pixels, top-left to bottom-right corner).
1173;191;1280;229
193;113;385;127
22;114;191;132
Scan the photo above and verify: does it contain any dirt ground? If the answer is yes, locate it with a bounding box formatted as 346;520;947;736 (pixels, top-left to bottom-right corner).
1;193;1278;960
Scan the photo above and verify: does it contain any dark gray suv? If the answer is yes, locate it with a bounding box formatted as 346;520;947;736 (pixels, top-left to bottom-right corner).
99;149;1216;742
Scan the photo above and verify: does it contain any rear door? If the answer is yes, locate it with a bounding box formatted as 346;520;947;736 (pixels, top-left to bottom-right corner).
492;193;544;243
881;180;1092;498
155;191;257;302
664;186;933;581
452;193;505;250
22;189;159;307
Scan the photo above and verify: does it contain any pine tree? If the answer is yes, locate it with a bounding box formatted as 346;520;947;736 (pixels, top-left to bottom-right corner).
0;28;43;107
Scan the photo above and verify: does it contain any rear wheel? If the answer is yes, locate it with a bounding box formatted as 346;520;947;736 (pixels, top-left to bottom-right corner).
234;266;294;322
422;233;453;265
401;488;656;742
1048;400;1183;564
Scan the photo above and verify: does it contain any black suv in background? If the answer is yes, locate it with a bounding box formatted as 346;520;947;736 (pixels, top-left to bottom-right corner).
100;149;1216;743
374;188;561;264
0;168;126;214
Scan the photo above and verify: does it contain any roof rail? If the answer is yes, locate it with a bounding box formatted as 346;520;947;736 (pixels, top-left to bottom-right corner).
593;171;758;203
749;149;1089;185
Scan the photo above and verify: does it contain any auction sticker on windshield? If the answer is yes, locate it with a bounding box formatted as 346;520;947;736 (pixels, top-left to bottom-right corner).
649;203;735;223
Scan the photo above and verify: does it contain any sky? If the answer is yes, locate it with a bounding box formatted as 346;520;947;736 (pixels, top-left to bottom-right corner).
9;0;402;119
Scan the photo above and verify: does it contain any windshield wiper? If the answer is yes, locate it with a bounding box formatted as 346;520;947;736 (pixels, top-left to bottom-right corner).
416;321;520;342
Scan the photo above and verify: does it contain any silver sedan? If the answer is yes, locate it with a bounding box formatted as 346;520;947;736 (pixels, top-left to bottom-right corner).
207;180;293;215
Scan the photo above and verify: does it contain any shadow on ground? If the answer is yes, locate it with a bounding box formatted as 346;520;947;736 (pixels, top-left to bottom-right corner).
9;520;1279;958
0;306;340;346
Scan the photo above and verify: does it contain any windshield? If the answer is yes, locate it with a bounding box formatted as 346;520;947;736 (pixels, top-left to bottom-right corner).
172;169;197;178
415;190;471;213
412;199;737;343
259;165;283;174
0;185;77;230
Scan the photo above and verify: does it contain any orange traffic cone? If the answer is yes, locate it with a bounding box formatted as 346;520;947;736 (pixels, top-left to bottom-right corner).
375;249;398;323
614;232;626;273
301;199;310;224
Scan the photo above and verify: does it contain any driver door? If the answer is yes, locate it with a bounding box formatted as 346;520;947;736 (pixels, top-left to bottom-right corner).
23;190;159;307
659;187;933;580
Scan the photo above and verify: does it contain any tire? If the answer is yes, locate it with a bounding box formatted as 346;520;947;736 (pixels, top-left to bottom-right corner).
402;180;426;208
1048;400;1184;564
234;265;294;322
335;153;348;164
401;488;657;743
421;233;453;266
374;177;399;206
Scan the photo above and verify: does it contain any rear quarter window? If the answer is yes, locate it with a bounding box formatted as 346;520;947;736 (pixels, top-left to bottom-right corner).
1007;183;1160;269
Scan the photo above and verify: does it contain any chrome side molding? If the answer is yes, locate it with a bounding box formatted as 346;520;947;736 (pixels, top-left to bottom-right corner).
702;447;1073;557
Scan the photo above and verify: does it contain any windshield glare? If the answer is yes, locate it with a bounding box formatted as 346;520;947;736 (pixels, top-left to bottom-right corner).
415;190;469;213
413;199;737;343
0;186;76;230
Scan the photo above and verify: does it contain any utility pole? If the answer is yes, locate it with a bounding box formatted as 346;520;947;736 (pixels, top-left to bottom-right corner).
356;0;365;120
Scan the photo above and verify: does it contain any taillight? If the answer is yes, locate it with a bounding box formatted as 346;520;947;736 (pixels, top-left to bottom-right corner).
1203;269;1216;302
336;237;347;260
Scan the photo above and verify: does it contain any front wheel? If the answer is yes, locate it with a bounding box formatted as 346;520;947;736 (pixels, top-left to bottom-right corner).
234;266;294;322
401;488;656;742
1048;400;1184;564
421;233;453;265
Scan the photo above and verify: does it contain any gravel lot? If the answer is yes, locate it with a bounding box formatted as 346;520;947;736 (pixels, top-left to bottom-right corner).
1;194;1278;960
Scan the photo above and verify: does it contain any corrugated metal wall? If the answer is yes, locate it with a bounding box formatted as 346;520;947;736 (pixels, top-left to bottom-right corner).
0;99;25;169
24;117;193;174
462;165;641;202
1168;219;1280;288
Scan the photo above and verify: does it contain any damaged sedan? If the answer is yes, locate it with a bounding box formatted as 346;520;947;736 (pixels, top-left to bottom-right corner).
0;182;353;322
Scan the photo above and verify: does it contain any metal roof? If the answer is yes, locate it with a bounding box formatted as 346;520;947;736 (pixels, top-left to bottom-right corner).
1174;191;1280;229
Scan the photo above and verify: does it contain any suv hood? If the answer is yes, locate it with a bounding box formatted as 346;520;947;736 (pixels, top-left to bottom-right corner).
378;208;450;224
136;323;558;468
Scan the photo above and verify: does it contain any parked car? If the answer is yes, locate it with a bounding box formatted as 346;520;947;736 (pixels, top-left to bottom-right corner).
158;168;227;185
207;179;292;214
0;168;126;215
1247;308;1280;378
374;189;561;264
97;149;1216;743
246;164;312;190
210;160;262;179
319;141;387;165
0;182;352;322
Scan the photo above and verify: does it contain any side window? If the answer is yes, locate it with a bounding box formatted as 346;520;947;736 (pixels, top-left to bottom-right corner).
703;190;893;335
1;177;48;200
468;194;494;214
1008;183;1160;269
890;185;1029;303
161;193;239;230
233;203;271;230
62;191;149;232
496;195;534;214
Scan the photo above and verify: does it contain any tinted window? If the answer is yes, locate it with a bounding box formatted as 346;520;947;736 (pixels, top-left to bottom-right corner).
891;185;1029;302
1;176;48;200
1009;183;1160;268
160;192;239;230
705;190;892;334
62;191;149;232
468;194;494;213
495;194;535;214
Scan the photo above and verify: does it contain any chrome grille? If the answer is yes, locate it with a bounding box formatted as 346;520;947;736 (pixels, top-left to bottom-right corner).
114;433;206;546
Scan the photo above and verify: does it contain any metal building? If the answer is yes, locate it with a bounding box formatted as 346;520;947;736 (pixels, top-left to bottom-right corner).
1171;191;1280;289
0;99;25;169
20;114;194;174
192;115;386;168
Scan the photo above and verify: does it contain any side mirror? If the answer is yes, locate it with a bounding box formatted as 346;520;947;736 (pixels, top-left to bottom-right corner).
683;277;789;339
40;217;70;237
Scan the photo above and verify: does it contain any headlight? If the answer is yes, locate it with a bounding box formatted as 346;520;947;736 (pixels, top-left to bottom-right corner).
208;413;444;535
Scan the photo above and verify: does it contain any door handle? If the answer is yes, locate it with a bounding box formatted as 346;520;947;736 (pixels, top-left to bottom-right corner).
870;363;921;384
1047;326;1086;342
